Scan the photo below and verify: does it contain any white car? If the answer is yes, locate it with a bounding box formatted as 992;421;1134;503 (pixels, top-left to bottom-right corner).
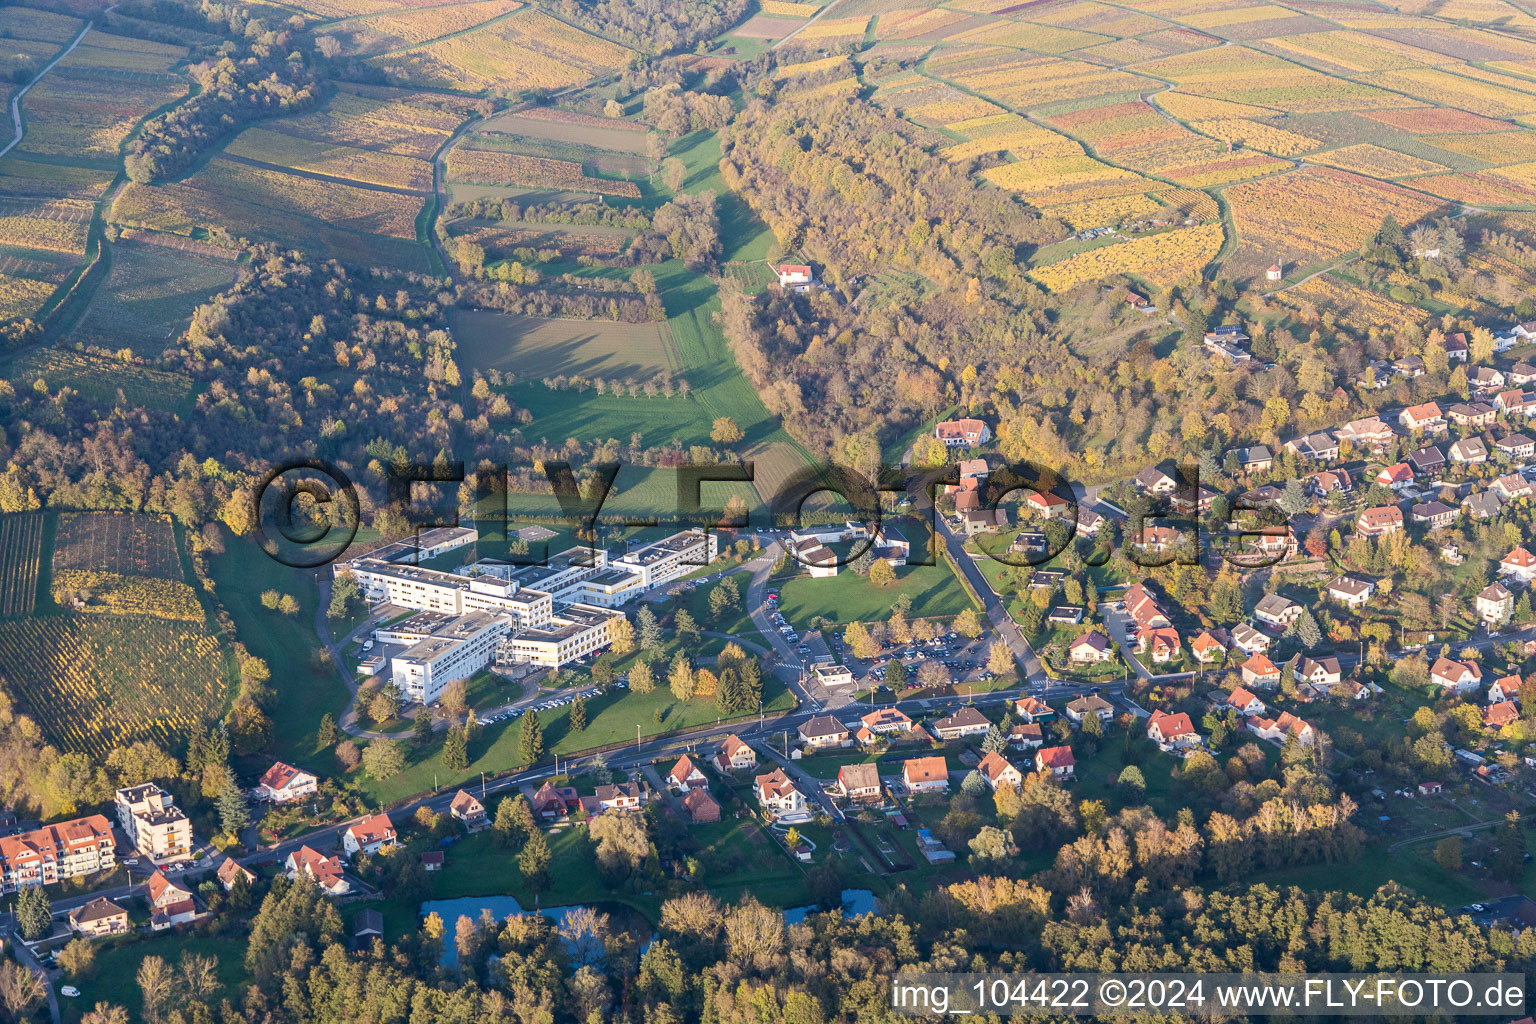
61;987;80;998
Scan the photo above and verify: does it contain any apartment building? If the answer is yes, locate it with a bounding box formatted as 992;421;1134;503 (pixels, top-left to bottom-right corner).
0;815;115;893
114;783;192;862
389;611;514;703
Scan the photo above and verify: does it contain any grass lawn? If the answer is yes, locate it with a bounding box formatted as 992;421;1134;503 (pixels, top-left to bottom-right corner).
350;660;796;805
209;530;348;770
775;563;972;627
1070;729;1188;819
61;934;249;1023
505;379;720;451
1260;843;1485;907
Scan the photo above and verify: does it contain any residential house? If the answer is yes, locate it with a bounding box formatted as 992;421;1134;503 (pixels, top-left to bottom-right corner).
1190;631;1227;664
1226;686;1268;716
1493;474;1535;502
1025;490;1070;520
1010;723;1044;750
1076;508;1104;537
1496;389;1536;416
1295;656;1342;688
256;762;318;804
216;857;255;892
1431;656;1483;694
1068;632;1114;664
977;752;1024;791
1254;594;1302;629
1407;446;1446;478
1502;546;1536;583
1336;416;1395;451
1124;582;1171;631
1376;464;1415;491
1047;606;1084;626
961;508;1009;536
1326;575;1375;609
1471;366;1507;393
834;763;883;804
1237;446;1273;473
1065;694;1114;724
449;791;486;831
794;538;839;578
1446;333;1470;361
1490;674;1523;703
147;870;197;930
1410;501;1456;528
342;813;397;858
798;715;851;750
1394;355;1426;378
753;769;811;821
594;781;647;812
1143;627;1182;663
1399;402;1446;434
1241;654;1281;688
902;756;950;794
1478;582;1515;624
1036;746;1076;780
1485;701;1519;729
1447;402;1498;429
1308;469;1353;497
1241;484;1285;509
530;781;580;821
931;707;991;741
861;708;912;736
1497;433;1536;460
1275;712;1317;746
1231;623;1271;655
1014;697;1055;722
1285;431;1340;462
1170;485;1220;516
666;754;709;794
714;734;758;773
1147;711;1200;753
421;851;443;872
1464;490;1503;520
285;845;349;896
935;418;991;448
1511;362;1536;386
682;788;720;824
69;897;129;939
1134;467;1178;495
959;457;989;480
776;263;814;291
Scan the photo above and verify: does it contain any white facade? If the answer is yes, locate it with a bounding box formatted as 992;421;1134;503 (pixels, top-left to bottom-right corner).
501;605;623;669
390;611;513;703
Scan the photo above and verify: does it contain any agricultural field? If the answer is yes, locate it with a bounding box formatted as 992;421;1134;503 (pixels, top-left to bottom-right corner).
0;614;227;758
445;219;633;261
0;5;85;43
18;71;188;161
318;0;522;57
68;240;236;358
454;311;677;378
1278;272;1432;332
367;8;632;93
260;86;475;161
52;570;204;622
478;108;651;154
1028;221;1224;292
52;511;180;578
0;514;44;619
444;148;641;198
2;347;193;410
224;127;433;192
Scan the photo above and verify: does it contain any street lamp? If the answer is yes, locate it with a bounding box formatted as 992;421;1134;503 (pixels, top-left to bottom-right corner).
636;723;641;753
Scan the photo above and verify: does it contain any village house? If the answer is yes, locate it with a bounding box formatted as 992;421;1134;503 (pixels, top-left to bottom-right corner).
1485;701;1519;729
1286;431;1340;462
1241;653;1281;688
1498;433;1536;460
1336;416;1395;451
1068;631;1114;664
1399;401;1447;434
1015;697;1056;723
754;768;811;822
342;813;397;859
902;756;950;794
1010;723;1044;750
1478;582;1515;624
682;788;720;824
1431;656;1483;693
1512;362;1536;386
1147;711;1200;753
960;508;1009;537
1225;686;1267;716
1464;490;1503;521
1025;490;1071;520
861;708;912;736
530;780;580;821
147;870;197;931
1308;469;1353;497
1295;656;1342;688
1065;694;1114;724
1036;746;1076;780
285;846;349;896
1502;546;1536;584
798;715;851;750
1142;627;1182;663
1326;575;1375;609
1170;485;1220;516
1076;508;1104;537
1231;623;1271;655
1471;366;1507;393
1411;501;1457;528
977;751;1024;791
216;857;255;892
935;418;991;448
666;754;709;794
1407;446;1445;479
1241;484;1285;509
1394;355;1426;378
1134;467;1178;495
1447;402;1498;429
834;763;883;805
69;897;129;939
1254;594;1302;629
1452;433;1490;463
776;263;814;292
931;706;992;741
713;734;758;773
256;762;318;803
1236;445;1273;473
1496;389;1536;416
1189;631;1227;664
1490;674;1523;703
595;781;647;812
1493;474;1535;502
450;790;487;831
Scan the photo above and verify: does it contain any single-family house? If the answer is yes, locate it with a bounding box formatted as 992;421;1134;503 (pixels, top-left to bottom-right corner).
1407;446;1446;478
1147;711;1200;753
1502;546;1536;583
1326;575;1375;609
1464;490;1503;520
216;857;255;892
1490;674;1523;703
1376;463;1415;490
931;706;991;741
1010;723;1044;750
1231;623;1271;655
776;263;814;291
977;751;1024;791
342;813;397;858
935;418;991;448
1472;366;1507;392
1286;431;1340;462
1450;437;1490;464
1134;467;1178;495
285;845;349;895
1068;632;1114;664
1498;433;1536;460
1410;500;1456;528
961;508;1009;536
1241;653;1281;688
70;897;130;938
1190;631;1227;664
798;715;851;750
256;762;318;803
1308;469;1353;496
531;781;580;821
1493;474;1535;502
594;781;647;812
861;708;912;736
1014;697;1055;722
682;788;720;824
147;870;196;930
714;734;758;773
1400;402;1447;434
902;756;950;794
834;763;883;804
1336;417;1395;451
1431;656;1483;693
1065;694;1114;724
754;769;810;821
1485;701;1519;729
1226;687;1267;716
1254;594;1301;629
1478;582;1515;624
1237;446;1273;473
1036;746;1076;780
1295;656;1342;688
666;754;709;793
449;791;486;831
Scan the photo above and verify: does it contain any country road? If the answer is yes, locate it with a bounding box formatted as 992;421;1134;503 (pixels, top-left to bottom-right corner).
0;6;113;160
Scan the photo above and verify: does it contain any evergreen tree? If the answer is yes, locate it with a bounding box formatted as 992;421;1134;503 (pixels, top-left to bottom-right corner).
1296;606;1323;648
674;609;700;641
981;724;1007;754
16;885;50;940
519;710;544;765
637;606;662;652
218;782;250;837
317;713;338;747
569;693;587;732
519;830;551;890
412;709;432;745
442;727;468;772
